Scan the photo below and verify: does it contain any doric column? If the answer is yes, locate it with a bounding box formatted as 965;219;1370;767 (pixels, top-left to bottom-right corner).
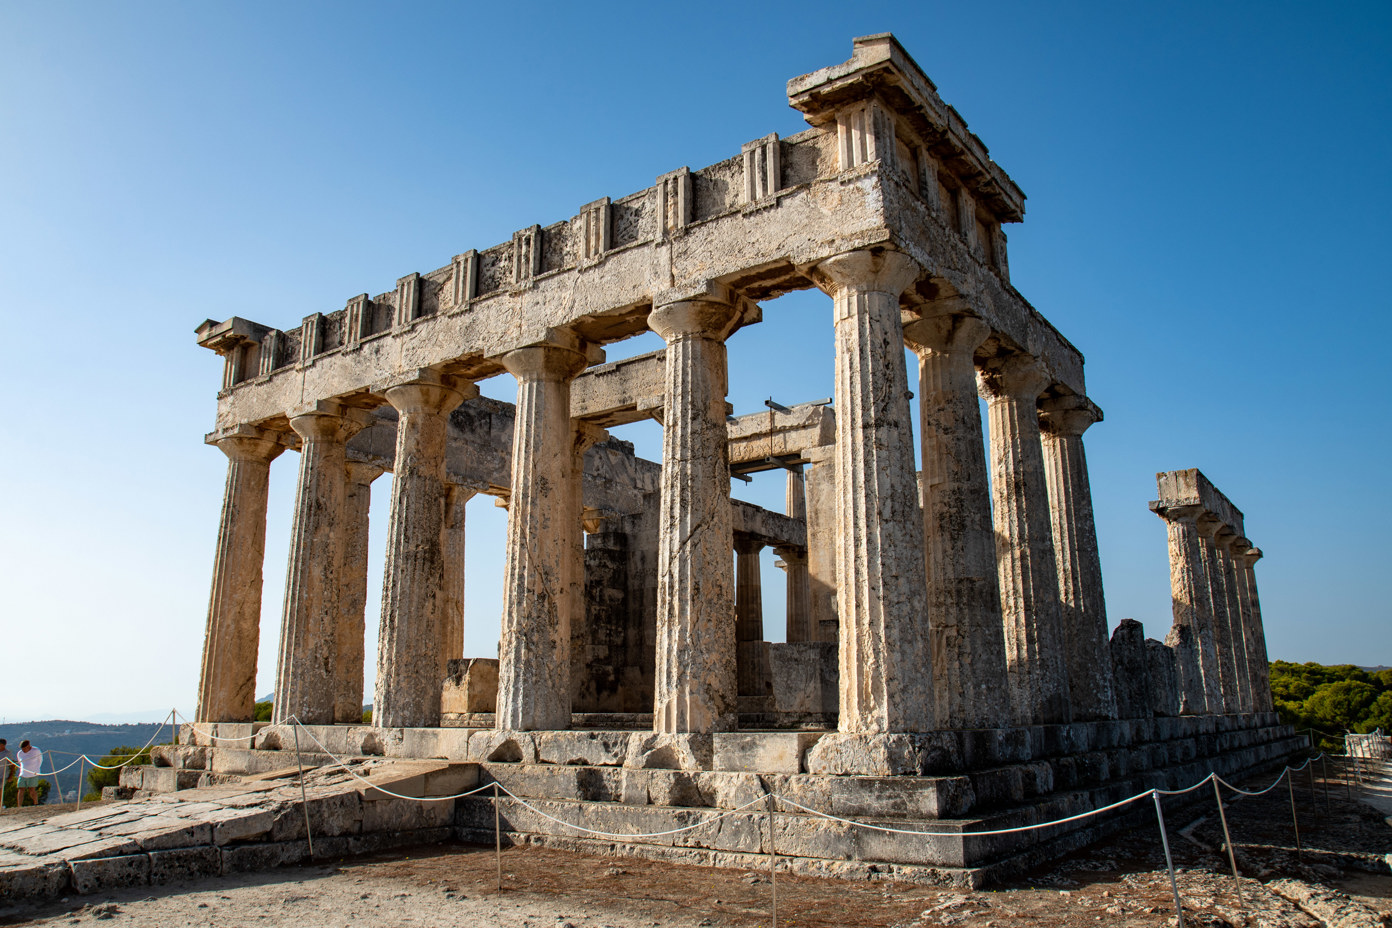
374;372;474;729
566;422;608;714
650;295;743;733
735;533;774;713
803;447;838;644
980;353;1071;725
495;338;592;731
439;482;476;682
1156;506;1221;713
1163;622;1204;716
903;312;1009;729
196;428;285;723
275;403;370;725
812;249;934;733
1196;517;1239;713
1239;548;1274;711
334;461;382;724
1218;532;1253;713
1038;394;1116;722
777;546;812;645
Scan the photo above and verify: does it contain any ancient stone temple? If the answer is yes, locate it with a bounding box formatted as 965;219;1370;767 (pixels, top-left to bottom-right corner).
182;35;1300;883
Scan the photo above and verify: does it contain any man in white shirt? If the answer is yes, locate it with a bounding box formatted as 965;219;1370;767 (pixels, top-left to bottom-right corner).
16;741;43;808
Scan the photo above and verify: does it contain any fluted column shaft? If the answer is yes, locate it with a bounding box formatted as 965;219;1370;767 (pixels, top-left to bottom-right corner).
1039;396;1116;722
981;355;1070;725
440;483;475;681
495;343;590;731
1197;519;1239;713
735;534;773;710
814;249;933;733
334;461;382;723
275;406;368;725
1239;548;1273;711
374;376;472;728
1160;508;1221;713
778;546;812;644
197;431;284;722
1217;534;1253;713
903;312;1008;729
651;298;742;733
803;447;838;644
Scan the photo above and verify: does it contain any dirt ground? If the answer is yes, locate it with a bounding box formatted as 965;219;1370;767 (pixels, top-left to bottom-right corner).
2;769;1389;927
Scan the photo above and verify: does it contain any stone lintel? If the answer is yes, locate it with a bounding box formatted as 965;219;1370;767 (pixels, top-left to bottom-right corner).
1153;468;1245;537
196;316;270;353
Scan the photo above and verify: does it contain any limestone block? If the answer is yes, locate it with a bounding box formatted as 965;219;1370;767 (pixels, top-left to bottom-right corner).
148;846;222;884
1146;638;1180;717
392;727;471;760
70;853;151;894
0;859;70;903
361;798;454;833
208;808;274;845
623;733;714;771
768;642;838;714
467;730;539;764
533;731;630;767
804;732;962;777
129;819;213;851
711;732;823;774
1109;619;1152;720
219;842;290;874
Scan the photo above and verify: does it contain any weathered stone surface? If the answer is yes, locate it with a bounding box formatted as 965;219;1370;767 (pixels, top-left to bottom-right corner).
1109;619;1151;720
1145;638;1180;718
196;429;283;722
335;461;381;723
624;733;714;771
734;533;774;713
769;642;837;715
804;732;961;777
148;845;222;884
1039;394;1116;722
375;375;475;728
1155;506;1222;713
441;658;499;714
904;312;1009;730
650;296;744;734
711;733;822;774
70;853;150;894
1163;623;1204;716
980;353;1069;725
813;249;933;734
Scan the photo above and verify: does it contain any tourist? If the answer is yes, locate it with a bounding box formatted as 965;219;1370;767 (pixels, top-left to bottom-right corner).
15;741;43;808
0;739;13;807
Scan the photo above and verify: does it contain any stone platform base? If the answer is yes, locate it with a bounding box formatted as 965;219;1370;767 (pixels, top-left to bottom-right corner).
171;713;1302;882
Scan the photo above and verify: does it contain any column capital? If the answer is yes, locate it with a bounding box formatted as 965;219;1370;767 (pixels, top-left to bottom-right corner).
1240;547;1263;567
1225;534;1252;555
287;401;374;444
978;352;1049;401
380;372;477;417
501;342;591;382
346;461;385;486
207;425;287;464
734;532;765;556
772;544;806;563
902;313;991;358
810;248;920;299
1150;502;1205;525
1196;516;1224;541
1039;394;1103;438
574;420;609;457
649;296;744;342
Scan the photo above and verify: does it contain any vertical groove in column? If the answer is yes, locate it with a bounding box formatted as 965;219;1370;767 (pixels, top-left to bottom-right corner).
496;346;586;731
803;449;839;645
1197;521;1239;713
375;379;468;729
651;300;739;734
818;250;932;734
982;355;1070;725
780;546;812;645
439;484;474;686
197;434;282;722
1159;512;1216;714
906;313;1008;729
1039;397;1116;722
1218;538;1253;713
275;410;362;725
334;462;380;724
735;535;773;711
1240;549;1274;712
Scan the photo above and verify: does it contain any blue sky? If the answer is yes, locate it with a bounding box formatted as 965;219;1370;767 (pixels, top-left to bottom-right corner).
1;2;1388;721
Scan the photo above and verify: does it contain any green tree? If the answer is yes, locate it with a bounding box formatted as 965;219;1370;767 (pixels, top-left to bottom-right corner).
1357;692;1392;733
1305;680;1379;731
83;745;153;801
254;700;272;721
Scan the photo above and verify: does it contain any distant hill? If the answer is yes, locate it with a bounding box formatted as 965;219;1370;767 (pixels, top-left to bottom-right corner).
1;719;175;804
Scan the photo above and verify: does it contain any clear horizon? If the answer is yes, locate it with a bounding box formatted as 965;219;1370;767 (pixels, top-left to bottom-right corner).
2;1;1389;720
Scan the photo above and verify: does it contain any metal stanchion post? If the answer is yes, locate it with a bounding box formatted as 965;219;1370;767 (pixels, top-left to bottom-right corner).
1152;790;1185;928
494;782;503;892
1320;755;1330;810
1286;769;1302;859
76;757;85;812
292;722;315;858
1342;756;1352;800
767;793;778;928
1211;779;1243;907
